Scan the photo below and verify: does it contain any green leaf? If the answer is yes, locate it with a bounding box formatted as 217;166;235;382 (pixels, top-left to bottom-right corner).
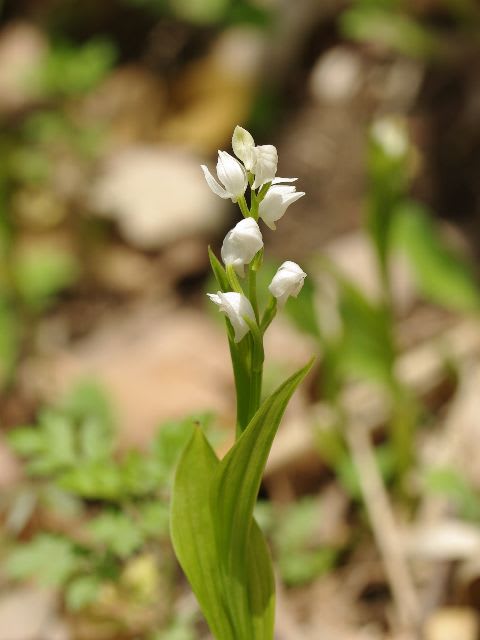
89;512;144;558
336;280;395;386
153;415;200;481
424;467;480;522
32;39;116;98
6;535;78;586
7;427;43;457
340;7;439;58
211;359;314;639
59;460;124;500
208;247;229;292
171;428;235;640
62;381;113;435
138;501;170;537
21;410;77;475
0;298;19;387
169;0;229;24
279;548;336;586
65;575;101;611
13;246;79;311
392;202;480;313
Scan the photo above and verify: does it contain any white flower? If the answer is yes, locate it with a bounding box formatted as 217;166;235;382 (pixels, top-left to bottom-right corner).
371;117;408;159
252;144;278;189
221;218;263;277
258;184;305;230
201;151;247;202
207;291;255;342
231;125;279;189
269;261;307;307
232;125;255;171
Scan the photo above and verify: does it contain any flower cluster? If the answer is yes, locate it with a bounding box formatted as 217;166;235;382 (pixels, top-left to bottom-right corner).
204;126;306;343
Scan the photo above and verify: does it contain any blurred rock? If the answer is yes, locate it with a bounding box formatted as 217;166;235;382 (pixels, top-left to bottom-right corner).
90;145;225;249
310;47;363;104
0;22;47;115
423;607;478;640
0;587;60;640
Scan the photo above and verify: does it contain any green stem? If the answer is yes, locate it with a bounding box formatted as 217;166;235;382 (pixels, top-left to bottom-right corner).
244;317;264;425
261;296;277;333
250;189;259;221
390;381;417;494
226;264;244;294
257;181;271;203
238;196;250;218
248;265;259;322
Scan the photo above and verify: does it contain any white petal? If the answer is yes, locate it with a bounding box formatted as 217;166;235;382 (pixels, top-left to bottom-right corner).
269;261;306;307
217;151;247;199
232;126;255;169
207;293;221;305
272;177;298;184
284;191;305;206
252;145;278;189
221;218;263;277
201;164;229;199
208;291;255;342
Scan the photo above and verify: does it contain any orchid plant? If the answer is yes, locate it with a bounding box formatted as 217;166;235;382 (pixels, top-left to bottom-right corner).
170;126;312;639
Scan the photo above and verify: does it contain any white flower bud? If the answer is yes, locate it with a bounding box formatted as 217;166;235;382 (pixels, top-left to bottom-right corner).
269;261;307;307
201;150;247;202
221;218;263;277
252;144;278;189
232;125;256;171
258;184;305;230
207;291;255;343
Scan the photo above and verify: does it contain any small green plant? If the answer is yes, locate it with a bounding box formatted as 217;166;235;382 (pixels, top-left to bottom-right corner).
170;126;313;639
285;116;480;498
5;382;210;637
256;498;338;587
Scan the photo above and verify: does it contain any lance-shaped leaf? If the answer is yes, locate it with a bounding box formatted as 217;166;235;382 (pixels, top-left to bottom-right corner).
170;428;235;640
171;426;275;639
211;359;314;638
208;246;229;292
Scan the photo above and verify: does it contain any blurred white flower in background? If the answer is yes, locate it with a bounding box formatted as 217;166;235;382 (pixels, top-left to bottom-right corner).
371;116;409;159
